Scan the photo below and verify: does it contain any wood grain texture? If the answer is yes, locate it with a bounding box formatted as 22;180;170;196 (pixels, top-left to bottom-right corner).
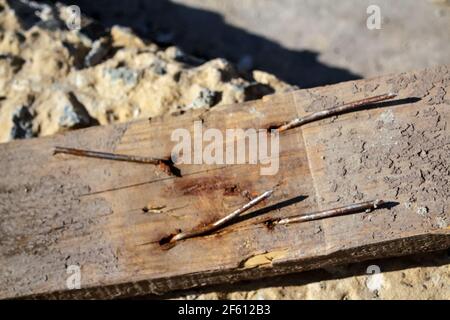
1;66;449;299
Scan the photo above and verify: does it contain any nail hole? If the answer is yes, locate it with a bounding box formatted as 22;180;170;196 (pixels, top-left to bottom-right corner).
265;124;282;132
160;158;182;177
264;218;277;230
159;234;175;246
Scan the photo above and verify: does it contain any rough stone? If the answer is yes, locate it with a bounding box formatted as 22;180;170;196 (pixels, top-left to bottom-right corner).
0;0;292;143
84;36;111;67
10;104;34;139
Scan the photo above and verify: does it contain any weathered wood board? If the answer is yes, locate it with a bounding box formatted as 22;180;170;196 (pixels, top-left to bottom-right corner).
1;66;449;299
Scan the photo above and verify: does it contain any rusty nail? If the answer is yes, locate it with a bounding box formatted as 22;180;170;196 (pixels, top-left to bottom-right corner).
54;146;166;164
276;93;397;132
271;199;384;226
170;189;274;243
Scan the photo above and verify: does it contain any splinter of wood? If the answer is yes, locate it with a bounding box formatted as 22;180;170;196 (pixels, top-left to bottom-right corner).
268;199;384;226
275;93;397;132
170;189;274;243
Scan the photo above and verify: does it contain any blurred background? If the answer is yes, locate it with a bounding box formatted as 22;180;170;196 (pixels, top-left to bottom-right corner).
56;0;450;88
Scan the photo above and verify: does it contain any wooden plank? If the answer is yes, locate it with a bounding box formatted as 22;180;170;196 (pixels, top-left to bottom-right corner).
1;66;449;299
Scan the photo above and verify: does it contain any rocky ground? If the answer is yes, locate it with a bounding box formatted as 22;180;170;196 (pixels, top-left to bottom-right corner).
170;251;449;300
0;0;291;143
0;0;448;299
